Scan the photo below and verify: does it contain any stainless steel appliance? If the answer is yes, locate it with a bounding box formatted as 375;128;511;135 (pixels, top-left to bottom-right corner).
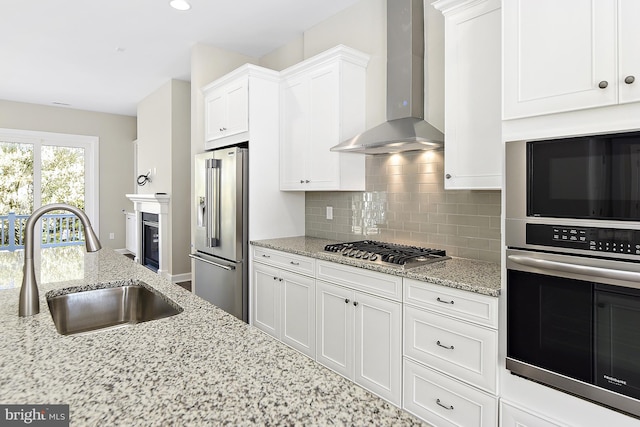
324;240;449;269
190;146;248;322
505;131;640;418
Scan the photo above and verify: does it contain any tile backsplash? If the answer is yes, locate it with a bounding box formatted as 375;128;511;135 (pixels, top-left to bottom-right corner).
305;150;501;263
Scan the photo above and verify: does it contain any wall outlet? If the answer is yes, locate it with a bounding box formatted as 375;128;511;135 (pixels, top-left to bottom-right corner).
326;206;333;220
109;232;115;240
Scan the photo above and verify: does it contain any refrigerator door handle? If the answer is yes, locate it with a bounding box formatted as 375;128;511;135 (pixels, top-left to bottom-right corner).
189;253;235;271
205;158;221;247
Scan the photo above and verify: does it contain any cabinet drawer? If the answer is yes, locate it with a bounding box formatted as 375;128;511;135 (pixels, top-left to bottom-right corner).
252;246;315;276
500;400;569;427
316;260;402;301
404;305;497;393
404;278;498;328
403;358;497;427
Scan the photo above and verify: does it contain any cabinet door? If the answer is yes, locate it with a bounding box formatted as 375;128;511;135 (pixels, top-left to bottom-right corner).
354;291;402;406
618;0;640;104
306;64;340;189
316;280;353;378
403;358;497;427
205;88;226;142
500;400;568;427
503;0;617;119
252;263;280;337
441;0;501;189
281;271;315;358
280;77;308;190
224;79;249;138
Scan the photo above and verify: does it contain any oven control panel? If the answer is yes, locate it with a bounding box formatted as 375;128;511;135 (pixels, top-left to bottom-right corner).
526;223;640;255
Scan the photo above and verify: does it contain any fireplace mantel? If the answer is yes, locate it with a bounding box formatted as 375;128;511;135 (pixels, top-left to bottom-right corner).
126;193;170;278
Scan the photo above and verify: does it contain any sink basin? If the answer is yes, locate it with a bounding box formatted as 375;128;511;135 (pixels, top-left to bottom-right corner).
46;282;183;335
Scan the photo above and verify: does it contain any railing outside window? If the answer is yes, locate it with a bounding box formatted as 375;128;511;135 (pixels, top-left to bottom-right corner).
0;212;86;252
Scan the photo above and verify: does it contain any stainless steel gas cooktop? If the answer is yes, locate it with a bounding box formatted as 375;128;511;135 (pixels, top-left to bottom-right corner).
324;240;450;269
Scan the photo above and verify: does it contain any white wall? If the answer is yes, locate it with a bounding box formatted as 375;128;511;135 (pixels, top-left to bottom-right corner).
0;99;136;249
136;79;191;277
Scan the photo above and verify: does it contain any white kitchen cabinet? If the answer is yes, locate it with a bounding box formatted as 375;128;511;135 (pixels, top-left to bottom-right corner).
402;278;499;426
503;0;640;120
434;0;502;190
404;358;497;427
203;67;251;149
252;247;316;358
315;262;402;407
500;400;570;427
280;45;369;191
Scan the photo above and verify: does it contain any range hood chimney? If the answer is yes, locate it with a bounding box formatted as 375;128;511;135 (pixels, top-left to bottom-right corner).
331;0;444;155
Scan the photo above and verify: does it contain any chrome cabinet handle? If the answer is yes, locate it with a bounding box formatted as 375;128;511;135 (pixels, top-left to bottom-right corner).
436;297;454;305
436;399;454;410
290;261;300;266
261;254;271;258
625;75;635;84
598;80;608;89
436;340;454;350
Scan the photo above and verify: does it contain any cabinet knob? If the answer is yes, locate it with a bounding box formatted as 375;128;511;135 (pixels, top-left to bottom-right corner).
625;75;636;84
300;180;305;184
279;278;283;282
305;180;310;183
353;301;359;307
598;80;608;89
273;277;277;280
445;174;452;179
290;261;299;266
345;298;350;304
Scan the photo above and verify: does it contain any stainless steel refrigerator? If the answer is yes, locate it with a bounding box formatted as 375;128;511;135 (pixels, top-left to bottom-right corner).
190;146;248;322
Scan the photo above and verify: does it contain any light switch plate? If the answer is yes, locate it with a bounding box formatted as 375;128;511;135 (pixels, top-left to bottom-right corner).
326;206;333;220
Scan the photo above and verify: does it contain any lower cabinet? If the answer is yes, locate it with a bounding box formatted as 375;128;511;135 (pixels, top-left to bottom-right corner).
500;400;569;427
252;259;315;358
404;358;497;427
403;278;499;426
316;280;402;406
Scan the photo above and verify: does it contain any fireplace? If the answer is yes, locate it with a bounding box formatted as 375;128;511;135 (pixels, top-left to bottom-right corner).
141;212;159;272
126;193;169;278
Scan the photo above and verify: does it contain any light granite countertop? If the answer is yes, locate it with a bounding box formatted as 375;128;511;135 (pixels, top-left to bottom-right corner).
0;247;427;426
250;236;501;297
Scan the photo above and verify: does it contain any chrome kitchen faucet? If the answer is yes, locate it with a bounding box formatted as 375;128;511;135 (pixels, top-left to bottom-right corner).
19;203;101;316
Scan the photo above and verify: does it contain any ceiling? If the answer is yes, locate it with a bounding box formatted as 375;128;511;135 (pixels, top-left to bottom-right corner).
0;0;361;117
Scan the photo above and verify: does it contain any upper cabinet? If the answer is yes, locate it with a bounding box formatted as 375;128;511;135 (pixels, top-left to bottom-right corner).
434;0;502;190
202;65;278;150
279;45;370;191
503;0;640;120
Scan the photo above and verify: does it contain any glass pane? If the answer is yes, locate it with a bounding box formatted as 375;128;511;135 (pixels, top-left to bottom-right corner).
41;145;85;209
0;141;34;214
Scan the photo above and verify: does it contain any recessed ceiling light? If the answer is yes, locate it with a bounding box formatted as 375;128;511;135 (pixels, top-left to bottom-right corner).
169;0;191;11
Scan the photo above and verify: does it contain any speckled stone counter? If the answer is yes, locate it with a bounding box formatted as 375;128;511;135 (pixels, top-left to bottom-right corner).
251;236;501;297
0;248;427;426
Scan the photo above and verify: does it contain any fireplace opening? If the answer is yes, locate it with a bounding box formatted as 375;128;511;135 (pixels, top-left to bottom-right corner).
141;212;159;272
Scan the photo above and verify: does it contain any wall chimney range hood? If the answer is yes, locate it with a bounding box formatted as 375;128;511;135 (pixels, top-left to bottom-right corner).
331;0;444;155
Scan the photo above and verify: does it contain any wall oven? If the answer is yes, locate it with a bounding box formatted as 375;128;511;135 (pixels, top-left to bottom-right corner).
505;131;640;418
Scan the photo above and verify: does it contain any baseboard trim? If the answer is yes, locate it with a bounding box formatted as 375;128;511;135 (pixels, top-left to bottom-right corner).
171;272;192;284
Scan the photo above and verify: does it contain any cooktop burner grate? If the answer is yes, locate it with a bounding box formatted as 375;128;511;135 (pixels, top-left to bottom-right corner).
324;240;450;269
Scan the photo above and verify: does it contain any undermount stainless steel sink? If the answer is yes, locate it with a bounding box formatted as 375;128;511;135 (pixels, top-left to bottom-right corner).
46;282;183;336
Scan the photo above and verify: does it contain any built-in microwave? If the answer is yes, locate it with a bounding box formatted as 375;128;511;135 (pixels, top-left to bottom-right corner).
505;131;640;419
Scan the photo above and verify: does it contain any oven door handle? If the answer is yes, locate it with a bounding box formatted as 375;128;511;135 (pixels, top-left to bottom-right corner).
508;255;640;282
